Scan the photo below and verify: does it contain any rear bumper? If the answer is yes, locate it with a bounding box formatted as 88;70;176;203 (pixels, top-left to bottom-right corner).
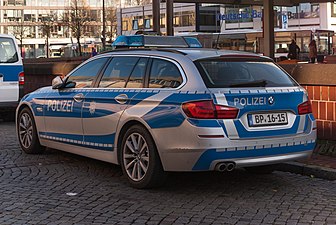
155;126;316;171
210;150;312;169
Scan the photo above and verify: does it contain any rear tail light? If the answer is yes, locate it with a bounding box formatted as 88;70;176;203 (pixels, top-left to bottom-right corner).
298;101;312;115
182;100;238;119
19;72;24;85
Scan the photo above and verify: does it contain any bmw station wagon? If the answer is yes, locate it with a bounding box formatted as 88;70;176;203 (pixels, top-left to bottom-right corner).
16;36;316;188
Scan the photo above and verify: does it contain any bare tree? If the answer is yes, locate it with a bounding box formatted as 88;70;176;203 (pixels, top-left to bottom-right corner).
106;6;117;42
40;17;54;58
65;0;91;56
11;20;29;56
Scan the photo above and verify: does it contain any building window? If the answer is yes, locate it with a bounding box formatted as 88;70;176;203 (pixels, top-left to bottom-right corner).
332;3;336;17
288;3;319;19
144;19;151;29
299;3;319;19
132;19;139;30
224;5;253;24
122;21;128;31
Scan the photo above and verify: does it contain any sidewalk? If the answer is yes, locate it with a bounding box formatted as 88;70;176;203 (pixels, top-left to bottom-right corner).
278;153;336;180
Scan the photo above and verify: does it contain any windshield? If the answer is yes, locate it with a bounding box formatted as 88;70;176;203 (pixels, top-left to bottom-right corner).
0;37;19;63
195;58;297;88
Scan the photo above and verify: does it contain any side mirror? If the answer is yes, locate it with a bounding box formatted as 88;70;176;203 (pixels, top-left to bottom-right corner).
52;76;64;89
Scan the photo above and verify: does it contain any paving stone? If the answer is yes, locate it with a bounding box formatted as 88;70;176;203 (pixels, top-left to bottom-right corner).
0;122;336;224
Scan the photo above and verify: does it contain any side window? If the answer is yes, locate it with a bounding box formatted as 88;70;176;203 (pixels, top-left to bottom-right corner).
67;57;109;88
0;38;18;63
125;58;148;88
99;57;139;88
149;59;183;88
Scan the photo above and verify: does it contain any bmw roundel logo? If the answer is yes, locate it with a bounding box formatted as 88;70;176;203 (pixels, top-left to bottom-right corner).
268;96;274;105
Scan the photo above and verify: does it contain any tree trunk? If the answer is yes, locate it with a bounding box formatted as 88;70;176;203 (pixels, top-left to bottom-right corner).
20;39;23;58
77;36;82;56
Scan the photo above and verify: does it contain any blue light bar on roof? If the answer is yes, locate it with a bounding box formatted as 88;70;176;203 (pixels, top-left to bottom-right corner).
183;37;202;48
112;35;202;48
113;35;144;47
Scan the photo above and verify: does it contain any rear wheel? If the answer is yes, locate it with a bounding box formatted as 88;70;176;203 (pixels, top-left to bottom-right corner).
244;165;276;174
120;125;166;189
17;108;45;154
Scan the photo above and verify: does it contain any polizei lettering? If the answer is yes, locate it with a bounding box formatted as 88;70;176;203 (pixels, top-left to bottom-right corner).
233;97;266;106
47;100;74;112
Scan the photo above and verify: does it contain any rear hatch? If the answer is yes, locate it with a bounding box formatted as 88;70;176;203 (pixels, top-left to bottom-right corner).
194;55;312;140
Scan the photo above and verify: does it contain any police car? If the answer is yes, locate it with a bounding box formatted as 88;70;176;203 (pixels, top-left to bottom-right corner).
16;35;316;188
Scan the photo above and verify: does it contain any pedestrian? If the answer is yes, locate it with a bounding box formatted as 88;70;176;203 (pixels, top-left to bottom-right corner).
91;47;97;57
308;39;317;63
287;39;300;60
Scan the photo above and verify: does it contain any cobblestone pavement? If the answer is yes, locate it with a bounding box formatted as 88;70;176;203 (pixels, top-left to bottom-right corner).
1;122;336;225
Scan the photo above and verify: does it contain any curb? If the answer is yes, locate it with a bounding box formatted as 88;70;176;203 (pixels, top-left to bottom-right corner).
277;162;336;181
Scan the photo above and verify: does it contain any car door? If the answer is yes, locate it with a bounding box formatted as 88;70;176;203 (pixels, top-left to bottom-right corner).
43;57;109;147
82;56;148;152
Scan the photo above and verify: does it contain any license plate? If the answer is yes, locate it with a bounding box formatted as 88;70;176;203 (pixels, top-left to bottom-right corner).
248;112;288;127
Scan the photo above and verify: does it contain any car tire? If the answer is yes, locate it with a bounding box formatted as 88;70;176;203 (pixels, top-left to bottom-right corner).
244;165;276;174
119;125;166;189
17;108;45;154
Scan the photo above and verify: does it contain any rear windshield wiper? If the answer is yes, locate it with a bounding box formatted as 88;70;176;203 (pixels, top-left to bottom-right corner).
229;80;267;88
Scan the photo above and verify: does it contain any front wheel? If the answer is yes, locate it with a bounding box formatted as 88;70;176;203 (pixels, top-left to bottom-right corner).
17;108;45;154
120;125;166;189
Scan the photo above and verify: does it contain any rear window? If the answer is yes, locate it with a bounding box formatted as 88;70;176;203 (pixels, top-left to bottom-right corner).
195;58;297;88
0;37;18;63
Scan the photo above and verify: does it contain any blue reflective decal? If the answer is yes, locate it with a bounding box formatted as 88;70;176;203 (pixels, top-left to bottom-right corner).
218;120;228;137
187;119;221;128
303;114;310;133
192;142;315;170
39;131;115;151
144;105;185;129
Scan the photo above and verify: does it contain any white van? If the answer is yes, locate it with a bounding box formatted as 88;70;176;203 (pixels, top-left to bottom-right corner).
0;34;24;121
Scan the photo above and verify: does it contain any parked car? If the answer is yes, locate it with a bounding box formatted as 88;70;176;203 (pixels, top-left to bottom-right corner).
16;35;316;188
0;34;24;121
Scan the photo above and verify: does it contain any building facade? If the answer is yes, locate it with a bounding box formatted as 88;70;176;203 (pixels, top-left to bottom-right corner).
0;0;119;58
117;2;336;58
118;3;336;34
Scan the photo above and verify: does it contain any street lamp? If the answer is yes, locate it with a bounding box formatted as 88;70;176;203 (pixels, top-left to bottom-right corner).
102;0;106;51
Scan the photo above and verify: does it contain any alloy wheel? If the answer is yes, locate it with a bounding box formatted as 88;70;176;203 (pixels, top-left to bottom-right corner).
123;133;150;182
19;112;33;149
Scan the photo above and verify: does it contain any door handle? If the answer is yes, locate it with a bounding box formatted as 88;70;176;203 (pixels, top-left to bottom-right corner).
73;93;85;102
115;94;128;104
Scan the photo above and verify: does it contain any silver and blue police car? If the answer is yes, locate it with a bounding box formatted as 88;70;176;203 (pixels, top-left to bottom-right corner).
16;35;316;188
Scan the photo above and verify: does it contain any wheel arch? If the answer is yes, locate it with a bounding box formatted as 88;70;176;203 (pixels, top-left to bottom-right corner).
16;103;34;129
16;102;35;118
116;118;159;165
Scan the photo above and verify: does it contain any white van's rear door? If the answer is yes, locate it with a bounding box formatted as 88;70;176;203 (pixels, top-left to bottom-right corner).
0;64;20;102
0;35;23;103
